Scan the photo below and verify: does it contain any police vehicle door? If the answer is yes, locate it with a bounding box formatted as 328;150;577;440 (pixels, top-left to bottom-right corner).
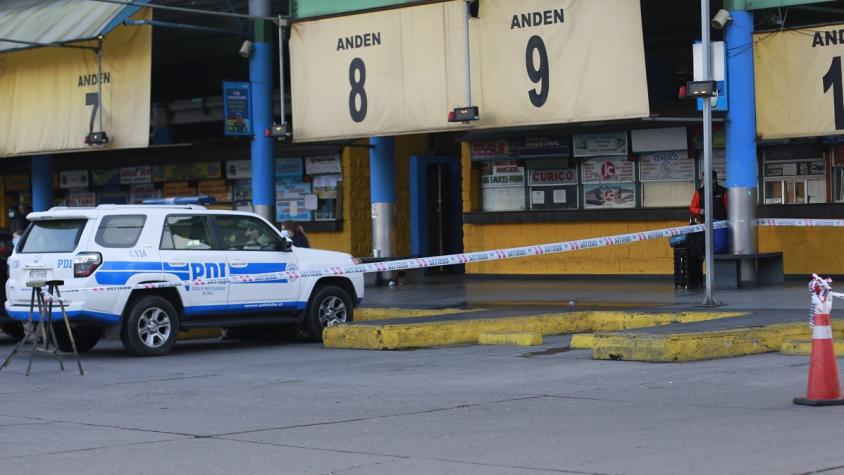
159;215;228;313
215;215;301;309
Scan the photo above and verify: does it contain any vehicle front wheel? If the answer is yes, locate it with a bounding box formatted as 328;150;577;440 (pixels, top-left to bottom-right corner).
121;296;179;356
303;285;353;342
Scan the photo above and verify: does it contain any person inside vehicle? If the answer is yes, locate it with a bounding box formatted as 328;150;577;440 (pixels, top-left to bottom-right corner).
689;170;729;254
244;223;273;250
282;220;310;248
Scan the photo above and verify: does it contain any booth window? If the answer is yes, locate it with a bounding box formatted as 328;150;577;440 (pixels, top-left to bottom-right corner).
762;157;826;204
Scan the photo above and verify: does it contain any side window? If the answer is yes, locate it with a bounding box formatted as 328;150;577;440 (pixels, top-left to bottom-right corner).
160;216;214;250
95;215;146;248
216;216;280;251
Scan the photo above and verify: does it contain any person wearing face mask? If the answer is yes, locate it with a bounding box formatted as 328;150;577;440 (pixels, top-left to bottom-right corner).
7;205;27;248
281;220;310;248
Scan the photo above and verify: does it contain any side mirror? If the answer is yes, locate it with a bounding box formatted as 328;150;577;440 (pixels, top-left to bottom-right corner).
275;238;293;252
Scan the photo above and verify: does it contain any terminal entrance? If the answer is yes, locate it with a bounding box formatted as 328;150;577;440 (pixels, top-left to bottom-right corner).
411;156;463;275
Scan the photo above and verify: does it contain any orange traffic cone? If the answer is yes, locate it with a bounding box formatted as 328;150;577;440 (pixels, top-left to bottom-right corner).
794;277;844;406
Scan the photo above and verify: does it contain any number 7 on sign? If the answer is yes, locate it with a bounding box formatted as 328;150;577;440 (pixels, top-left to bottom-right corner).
86;92;100;133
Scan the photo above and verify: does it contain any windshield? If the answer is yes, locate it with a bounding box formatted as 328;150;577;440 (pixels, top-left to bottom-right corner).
19;219;87;253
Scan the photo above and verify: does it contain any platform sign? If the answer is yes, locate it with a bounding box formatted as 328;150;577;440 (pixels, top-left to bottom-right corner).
755;23;844;139
290;0;466;142
222;81;252;136
469;0;650;129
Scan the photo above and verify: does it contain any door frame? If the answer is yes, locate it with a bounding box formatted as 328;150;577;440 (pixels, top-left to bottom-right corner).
409;155;463;261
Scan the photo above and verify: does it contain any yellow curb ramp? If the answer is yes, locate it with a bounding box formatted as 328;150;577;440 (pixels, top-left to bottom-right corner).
592;321;844;362
323;311;744;350
478;332;542;346
781;338;844;356
570;333;594;349
355;307;478;322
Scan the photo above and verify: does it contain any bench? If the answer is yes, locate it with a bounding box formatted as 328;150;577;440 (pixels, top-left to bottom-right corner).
713;252;784;290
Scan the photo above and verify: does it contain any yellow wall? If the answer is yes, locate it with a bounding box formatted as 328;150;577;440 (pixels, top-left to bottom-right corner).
308;134;428;257
308;142;371;255
759;227;844;275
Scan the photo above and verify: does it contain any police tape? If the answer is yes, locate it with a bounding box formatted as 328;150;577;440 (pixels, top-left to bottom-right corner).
44;220;729;296
757;218;844;227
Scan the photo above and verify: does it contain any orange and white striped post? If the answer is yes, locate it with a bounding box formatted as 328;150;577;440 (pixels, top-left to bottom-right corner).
794;275;844;406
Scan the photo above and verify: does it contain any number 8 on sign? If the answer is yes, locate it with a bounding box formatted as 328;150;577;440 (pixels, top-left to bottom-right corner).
348;58;367;123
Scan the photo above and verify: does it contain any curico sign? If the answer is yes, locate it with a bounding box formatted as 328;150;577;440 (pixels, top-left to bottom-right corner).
528;168;577;186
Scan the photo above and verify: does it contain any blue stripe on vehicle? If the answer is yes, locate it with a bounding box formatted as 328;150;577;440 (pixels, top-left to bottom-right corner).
182;301;306;316
100;261;163;271
6;309;119;324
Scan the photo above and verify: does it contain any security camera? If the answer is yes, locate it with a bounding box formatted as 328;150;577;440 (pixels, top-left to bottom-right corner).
711;9;731;30
238;40;253;58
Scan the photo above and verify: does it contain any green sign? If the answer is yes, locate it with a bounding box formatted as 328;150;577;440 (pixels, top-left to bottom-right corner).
292;0;425;18
725;0;825;10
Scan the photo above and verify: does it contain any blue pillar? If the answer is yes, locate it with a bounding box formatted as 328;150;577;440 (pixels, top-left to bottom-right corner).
370;137;396;261
31;155;54;212
725;10;758;281
249;0;274;220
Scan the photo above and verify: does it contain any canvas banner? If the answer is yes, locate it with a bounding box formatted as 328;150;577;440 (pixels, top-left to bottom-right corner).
290;0;466;142
470;0;649;129
755;24;844;139
0;9;152;157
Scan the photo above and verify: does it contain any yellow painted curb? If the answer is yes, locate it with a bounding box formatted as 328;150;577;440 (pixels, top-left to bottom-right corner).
592;321;844;362
178;328;221;340
570;333;594;349
354;307;477;322
324;310;743;350
478;332;542;346
780;339;844;356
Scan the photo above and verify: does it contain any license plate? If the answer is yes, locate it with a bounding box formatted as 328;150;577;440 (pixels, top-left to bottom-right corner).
27;270;48;282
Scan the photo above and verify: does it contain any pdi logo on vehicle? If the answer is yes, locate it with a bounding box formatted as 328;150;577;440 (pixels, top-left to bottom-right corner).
190;263;227;280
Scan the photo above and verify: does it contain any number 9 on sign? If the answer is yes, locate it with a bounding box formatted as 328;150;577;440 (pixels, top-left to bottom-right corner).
526;35;549;108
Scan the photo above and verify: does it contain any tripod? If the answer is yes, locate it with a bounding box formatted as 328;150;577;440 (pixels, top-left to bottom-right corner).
1;280;84;376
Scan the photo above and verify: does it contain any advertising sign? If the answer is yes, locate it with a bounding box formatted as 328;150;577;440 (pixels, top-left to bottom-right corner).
59;170;89;189
197;179;233;203
581;157;635;184
153;162;221;182
163;182;196;197
573;132;628;157
481;161;525;188
91;168;121;186
305;155;342;174
98;190;129;205
471;141;516;160
222;81;252;136
120;166;152;184
67;191;96;207
584;183;636;209
5;175;29;192
528;168;578;186
275;158;304;178
129;184;160;203
520;136;570;159
755;23;844;139
225;160;251;179
638;151;694;182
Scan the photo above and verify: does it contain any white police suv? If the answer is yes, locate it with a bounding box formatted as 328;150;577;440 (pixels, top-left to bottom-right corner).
3;203;364;356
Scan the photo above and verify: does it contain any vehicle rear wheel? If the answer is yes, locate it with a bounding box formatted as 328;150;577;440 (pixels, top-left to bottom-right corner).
0;323;24;341
121;296;179;356
303;285;353;342
54;325;103;353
